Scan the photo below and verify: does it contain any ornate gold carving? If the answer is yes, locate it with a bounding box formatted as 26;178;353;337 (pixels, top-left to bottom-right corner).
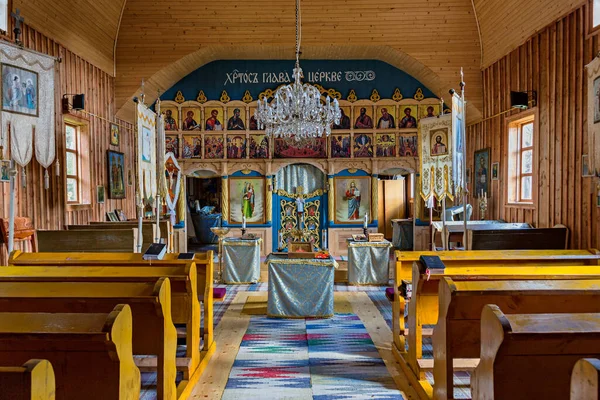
414;88;425;101
174;91;185;104
347;168;358;174
328;176;334;221
221;177;229;221
242;90;253;103
347;89;358;103
371;176;378;220
196;90;207;103
274;188;324;199
258;88;275;100
241;169;252;175
266;177;273;222
392;88;403;101
370;89;381;102
220;90;231;103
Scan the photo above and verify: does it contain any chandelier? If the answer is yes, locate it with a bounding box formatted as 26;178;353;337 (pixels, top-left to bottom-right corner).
254;0;340;141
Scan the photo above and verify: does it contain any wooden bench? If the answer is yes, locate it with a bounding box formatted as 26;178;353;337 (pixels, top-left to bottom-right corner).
396;259;600;400
571;358;600;399
471;305;600;400
36;230;139;253
69;221;171;251
433;278;600;400
0;278;177;400
8;250;214;355
0;261;208;400
0;359;55;400
0;304;140;400
467;225;569;250
392;249;600;357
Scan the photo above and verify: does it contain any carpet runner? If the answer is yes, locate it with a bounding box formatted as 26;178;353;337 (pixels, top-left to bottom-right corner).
222;314;404;400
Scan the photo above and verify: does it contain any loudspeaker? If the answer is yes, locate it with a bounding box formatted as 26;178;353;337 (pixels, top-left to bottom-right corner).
510;91;528;109
72;94;85;111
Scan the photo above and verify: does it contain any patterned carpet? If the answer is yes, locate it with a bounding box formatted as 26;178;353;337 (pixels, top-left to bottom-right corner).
222;314;404;400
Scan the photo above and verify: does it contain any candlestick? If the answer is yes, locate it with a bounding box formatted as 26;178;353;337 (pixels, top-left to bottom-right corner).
363;213;368;229
242;215;246;229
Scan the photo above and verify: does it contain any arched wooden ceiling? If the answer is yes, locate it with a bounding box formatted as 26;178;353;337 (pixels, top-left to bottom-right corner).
13;0;587;123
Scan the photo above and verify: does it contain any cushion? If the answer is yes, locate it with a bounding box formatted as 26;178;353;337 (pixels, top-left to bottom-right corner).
213;288;227;300
385;287;394;302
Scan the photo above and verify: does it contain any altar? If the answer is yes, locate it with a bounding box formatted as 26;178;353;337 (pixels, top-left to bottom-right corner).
222;237;262;284
266;254;337;318
347;239;392;285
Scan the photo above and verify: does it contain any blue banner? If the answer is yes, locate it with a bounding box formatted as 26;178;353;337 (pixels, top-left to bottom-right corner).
161;60;438;103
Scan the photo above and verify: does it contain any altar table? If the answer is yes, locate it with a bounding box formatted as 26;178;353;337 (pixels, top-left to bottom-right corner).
222;237;262;284
266;254;337;318
347;239;392;285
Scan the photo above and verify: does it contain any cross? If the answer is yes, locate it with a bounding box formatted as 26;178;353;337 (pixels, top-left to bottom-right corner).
460;67;465;90
11;9;24;45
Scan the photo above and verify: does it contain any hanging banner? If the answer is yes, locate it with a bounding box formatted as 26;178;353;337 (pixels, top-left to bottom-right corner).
420;113;453;202
452;92;465;195
136;102;157;202
164;152;181;227
0;42;56;174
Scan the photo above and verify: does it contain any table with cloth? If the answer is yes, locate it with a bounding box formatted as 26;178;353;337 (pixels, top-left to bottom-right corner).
266;254;337;318
222;237;262;284
346;239;392;285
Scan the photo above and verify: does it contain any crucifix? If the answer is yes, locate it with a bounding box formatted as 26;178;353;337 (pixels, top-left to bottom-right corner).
11;9;24;46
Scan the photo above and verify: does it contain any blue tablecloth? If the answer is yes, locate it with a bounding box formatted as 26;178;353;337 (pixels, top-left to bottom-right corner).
347;239;392;285
222;238;262;284
266;254;337;318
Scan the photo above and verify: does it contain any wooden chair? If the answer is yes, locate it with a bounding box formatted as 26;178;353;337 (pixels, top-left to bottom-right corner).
0;217;36;252
433;277;600;400
0;304;140;400
0;278;177;400
472;305;600;400
0;359;55;400
571;358;600;399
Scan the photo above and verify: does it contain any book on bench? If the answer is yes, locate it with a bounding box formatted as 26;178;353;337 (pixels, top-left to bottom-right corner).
143;243;167;260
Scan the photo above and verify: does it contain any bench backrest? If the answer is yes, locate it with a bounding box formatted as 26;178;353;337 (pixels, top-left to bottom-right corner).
0;359;55;400
571;358;600;399
467;226;569;250
36;230;138;253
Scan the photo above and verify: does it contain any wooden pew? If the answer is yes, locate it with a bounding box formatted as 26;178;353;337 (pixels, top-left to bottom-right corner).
0;304;140;400
8;250;214;355
396;259;600;400
0;262;207;400
467;225;569;250
433;278;600;400
68;221;171;251
392;249;600;360
0;278;177;400
36;230;138;253
571;358;600;399
471;305;600;400
0;359;55;400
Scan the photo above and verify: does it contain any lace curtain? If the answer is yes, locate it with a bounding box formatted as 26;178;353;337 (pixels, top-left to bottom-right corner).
275;163;325;195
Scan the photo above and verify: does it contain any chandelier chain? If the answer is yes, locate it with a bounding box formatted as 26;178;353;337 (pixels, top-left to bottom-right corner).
295;0;301;65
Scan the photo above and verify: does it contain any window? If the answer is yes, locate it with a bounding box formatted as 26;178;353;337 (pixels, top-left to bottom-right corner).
591;0;600;32
506;111;536;205
64;121;90;206
0;0;7;33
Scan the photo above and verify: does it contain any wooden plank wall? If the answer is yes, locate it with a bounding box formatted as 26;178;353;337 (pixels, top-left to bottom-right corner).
466;3;600;250
0;21;136;264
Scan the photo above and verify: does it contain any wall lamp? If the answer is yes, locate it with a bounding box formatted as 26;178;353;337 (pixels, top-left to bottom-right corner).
61;94;85;113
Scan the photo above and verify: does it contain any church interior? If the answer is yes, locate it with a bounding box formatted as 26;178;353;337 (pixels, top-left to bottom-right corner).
1;0;600;399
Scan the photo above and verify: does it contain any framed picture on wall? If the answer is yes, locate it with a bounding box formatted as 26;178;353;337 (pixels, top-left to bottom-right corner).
334;176;371;224
228;176;265;224
96;185;105;204
1;64;38;117
110;123;119;146
492;162;499;180
107;150;126;199
0;160;10;182
474;148;490;198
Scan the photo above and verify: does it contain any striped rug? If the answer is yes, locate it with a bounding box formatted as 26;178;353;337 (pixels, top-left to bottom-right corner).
222;314;404;400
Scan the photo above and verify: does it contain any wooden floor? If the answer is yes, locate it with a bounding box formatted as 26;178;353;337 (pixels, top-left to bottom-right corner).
188;290;420;399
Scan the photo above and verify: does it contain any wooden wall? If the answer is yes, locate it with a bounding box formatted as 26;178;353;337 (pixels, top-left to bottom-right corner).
466;3;600;250
0;20;137;262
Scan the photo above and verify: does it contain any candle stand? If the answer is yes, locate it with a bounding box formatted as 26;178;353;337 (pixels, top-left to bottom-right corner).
210;227;230;283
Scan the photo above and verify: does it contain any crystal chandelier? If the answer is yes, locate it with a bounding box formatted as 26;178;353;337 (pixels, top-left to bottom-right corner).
255;0;340;141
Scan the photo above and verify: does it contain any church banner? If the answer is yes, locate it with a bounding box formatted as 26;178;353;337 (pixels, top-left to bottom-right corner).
136;103;157;202
419;114;453;202
452;92;465;195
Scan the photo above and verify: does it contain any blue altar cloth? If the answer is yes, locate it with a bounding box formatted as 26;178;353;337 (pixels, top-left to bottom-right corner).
222;238;262;284
266;254;337;318
347;239;392;285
